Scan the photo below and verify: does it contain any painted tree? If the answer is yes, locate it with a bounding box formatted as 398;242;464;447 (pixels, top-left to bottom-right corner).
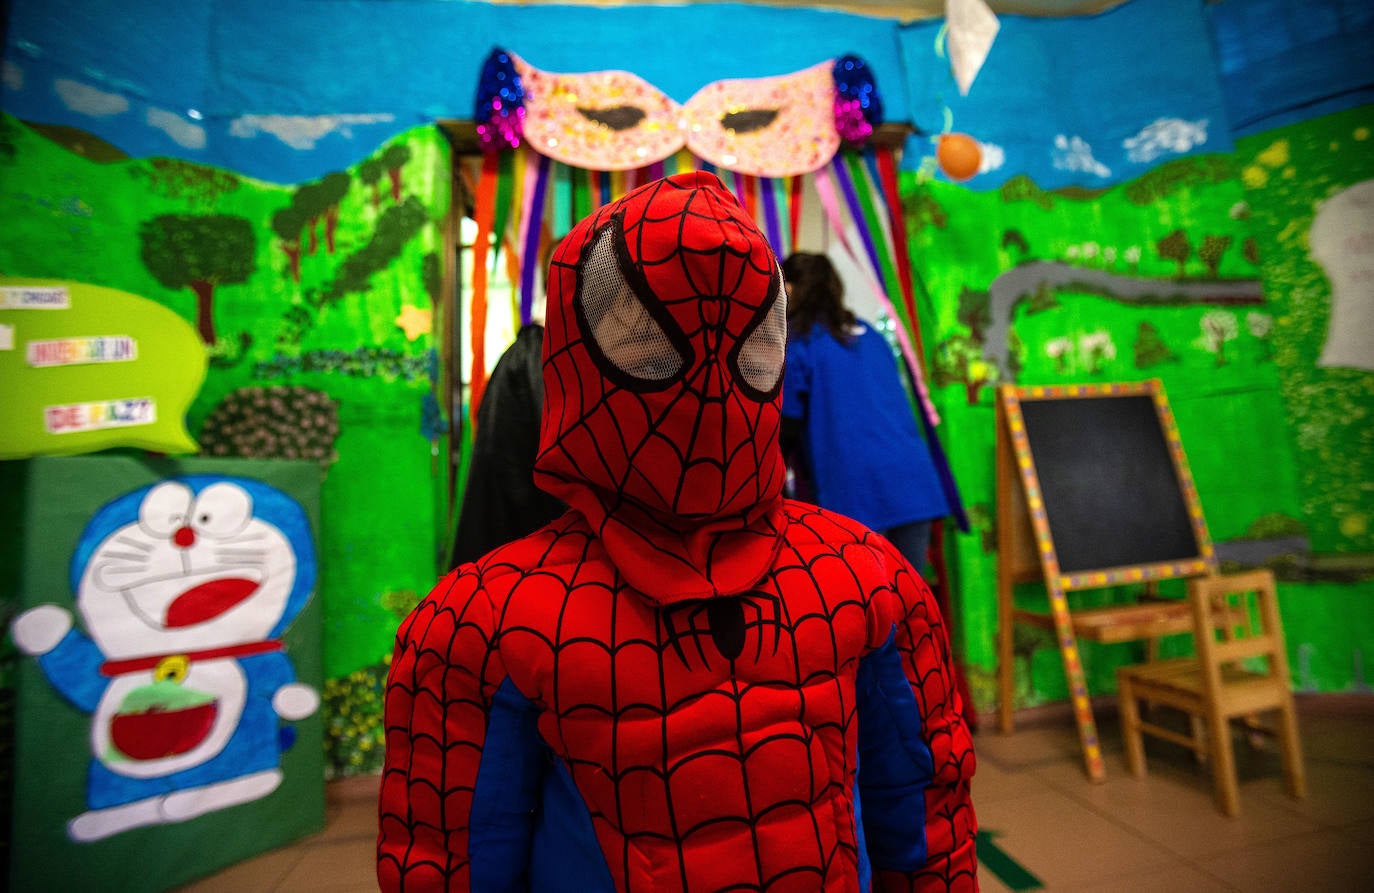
1045;337;1072;373
316;196;429;306
296;181;324;255
316;172;351;253
1133;321;1176;368
360;156;385;209
139;214;256;344
1001;228;1029;255
1156;228;1192;276
271;203;309;282
956;286;991;343
905;191;948;235
1199;310;1239;365
934;334;996;405
1007;330;1025;379
1079;330;1116;374
1198;233;1233;276
1247;311;1275;361
382;144;411;203
294;174;350;256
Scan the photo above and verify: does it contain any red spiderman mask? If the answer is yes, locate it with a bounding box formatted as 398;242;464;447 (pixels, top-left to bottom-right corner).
534;172;788;603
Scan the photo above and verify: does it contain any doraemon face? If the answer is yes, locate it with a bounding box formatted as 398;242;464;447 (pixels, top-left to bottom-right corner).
73;477;314;660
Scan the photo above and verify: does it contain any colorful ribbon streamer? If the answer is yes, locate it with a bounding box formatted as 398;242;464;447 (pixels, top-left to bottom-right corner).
874;146;922;343
468;152;501;429
519;152;551;325
759;176;785;259
813;161;940;427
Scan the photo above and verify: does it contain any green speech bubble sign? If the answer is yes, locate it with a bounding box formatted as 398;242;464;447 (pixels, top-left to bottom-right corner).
0;278;206;459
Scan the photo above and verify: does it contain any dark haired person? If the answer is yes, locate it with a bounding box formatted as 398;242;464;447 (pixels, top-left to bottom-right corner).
780;251;951;575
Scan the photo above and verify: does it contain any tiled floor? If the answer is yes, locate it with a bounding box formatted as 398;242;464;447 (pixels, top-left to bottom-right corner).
178;696;1373;892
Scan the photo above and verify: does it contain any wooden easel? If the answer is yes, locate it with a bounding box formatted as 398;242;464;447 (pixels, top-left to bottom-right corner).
995;380;1218;781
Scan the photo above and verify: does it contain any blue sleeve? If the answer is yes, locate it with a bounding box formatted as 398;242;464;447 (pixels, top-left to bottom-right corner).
246;651;296;696
856;630;935;872
781;334;809;420
37;628;106;713
469;676;549;892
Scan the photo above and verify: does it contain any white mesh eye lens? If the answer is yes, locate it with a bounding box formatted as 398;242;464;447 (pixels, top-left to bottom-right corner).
580;225;685;382
734;271;787;394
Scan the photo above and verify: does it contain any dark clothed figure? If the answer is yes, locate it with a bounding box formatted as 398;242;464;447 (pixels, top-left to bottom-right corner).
450;323;565;568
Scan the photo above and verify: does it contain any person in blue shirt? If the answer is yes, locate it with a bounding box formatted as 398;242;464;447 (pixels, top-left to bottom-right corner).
780;251;950;573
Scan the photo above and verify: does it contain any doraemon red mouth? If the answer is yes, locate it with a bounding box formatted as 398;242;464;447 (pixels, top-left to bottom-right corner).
111;700;219;760
164;578;260;627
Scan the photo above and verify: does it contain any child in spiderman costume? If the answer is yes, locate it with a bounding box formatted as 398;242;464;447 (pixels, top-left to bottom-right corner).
378;171;977;892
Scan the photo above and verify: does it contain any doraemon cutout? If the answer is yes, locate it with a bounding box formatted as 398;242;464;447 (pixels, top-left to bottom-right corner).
11;475;319;842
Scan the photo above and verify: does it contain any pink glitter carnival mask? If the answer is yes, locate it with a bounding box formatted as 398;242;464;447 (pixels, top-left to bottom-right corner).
475;50;882;176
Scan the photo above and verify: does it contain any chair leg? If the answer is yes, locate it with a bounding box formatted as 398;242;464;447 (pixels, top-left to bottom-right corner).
1275;699;1308;800
997;597;1015;734
1206;712;1240;817
1191;715;1208;765
1118;673;1146;778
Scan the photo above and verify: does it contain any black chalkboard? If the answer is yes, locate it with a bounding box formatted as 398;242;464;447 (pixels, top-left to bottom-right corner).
1017;393;1201;574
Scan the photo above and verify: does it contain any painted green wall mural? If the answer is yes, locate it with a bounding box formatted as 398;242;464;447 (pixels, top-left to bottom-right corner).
904;105;1374;713
0;112;451;776
1234;105;1374;556
2;94;1369;780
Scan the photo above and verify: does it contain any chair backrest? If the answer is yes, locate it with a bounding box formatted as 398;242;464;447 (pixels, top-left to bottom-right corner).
1187;569;1291;703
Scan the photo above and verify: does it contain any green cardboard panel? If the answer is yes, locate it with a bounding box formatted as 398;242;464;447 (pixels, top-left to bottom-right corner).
8;455;324;893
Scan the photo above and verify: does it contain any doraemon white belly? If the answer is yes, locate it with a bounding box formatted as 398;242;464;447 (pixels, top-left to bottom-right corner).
92;658;247;777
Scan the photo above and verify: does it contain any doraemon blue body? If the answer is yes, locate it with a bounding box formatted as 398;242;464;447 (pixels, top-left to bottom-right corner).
11;475;318;842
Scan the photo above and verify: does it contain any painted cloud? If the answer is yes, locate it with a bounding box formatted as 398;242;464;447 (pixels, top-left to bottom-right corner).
147;108;206;150
55;79;129;117
229;113;396;150
978;141;1005;174
1052;134;1110;178
1124;117;1209;163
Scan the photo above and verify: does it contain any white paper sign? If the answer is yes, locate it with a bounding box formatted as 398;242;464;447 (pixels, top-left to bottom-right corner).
0;286;70;309
43;398;157;434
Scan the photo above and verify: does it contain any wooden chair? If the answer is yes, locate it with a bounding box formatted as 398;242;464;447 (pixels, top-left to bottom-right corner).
1116;569;1306;816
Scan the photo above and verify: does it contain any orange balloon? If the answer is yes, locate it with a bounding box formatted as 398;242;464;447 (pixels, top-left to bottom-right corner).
937;133;982;181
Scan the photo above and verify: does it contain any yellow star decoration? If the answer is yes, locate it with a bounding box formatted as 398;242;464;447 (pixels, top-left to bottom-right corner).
394;305;432;341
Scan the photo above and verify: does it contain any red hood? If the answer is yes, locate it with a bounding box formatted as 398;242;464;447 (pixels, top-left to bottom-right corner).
533;172;787;604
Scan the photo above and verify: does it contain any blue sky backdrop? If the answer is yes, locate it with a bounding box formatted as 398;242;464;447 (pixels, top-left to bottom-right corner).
898;0;1233;189
3;0;1369;189
4;0;904;183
